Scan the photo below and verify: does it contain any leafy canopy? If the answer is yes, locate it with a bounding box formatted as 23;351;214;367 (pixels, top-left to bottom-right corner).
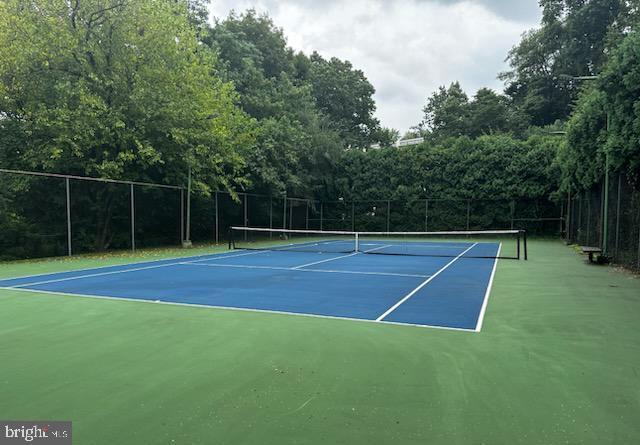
0;0;254;194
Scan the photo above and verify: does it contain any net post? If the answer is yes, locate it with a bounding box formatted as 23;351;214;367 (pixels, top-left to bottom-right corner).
130;183;136;252
355;232;359;253
65;177;72;256
522;230;528;260
228;228;234;250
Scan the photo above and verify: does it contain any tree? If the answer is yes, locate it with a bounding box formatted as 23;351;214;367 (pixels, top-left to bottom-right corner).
468;88;513;137
0;0;254;249
205;11;344;197
501;0;635;126
305;52;381;148
600;29;640;177
0;0;252;185
559;87;607;192
206;10;296;92
559;29;640;192
373;127;400;148
420;82;470;140
334;134;561;203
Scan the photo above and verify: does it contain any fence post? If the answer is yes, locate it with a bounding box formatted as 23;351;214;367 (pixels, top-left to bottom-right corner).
577;194;583;244
288;199;292;229
351;201;355;232
559;196;564;236
386;200;391;232
269;196;273;239
306;200;310;230
615;174;622;258
466;200;471;230
586;190;591;246
599;181;605;249
243;193;248;241
637;205;640;270
425;199;429;232
214;191;219;244
243;193;248;226
130;183;135;251
66;178;72;256
180;189;184;243
186;167;191;244
566;192;571;242
282;194;287;229
510;200;515;230
320;202;324;230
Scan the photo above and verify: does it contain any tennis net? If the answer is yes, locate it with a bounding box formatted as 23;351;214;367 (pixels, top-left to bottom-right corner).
229;227;527;260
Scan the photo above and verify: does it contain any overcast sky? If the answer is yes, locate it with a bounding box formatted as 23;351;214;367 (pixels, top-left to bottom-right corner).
208;0;542;134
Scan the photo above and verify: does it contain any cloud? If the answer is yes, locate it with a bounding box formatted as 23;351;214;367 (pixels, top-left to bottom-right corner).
430;0;542;22
208;0;541;133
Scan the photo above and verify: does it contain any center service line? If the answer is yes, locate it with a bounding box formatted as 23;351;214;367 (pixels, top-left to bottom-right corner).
375;243;478;321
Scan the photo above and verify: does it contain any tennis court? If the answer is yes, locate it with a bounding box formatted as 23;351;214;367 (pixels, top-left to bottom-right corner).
0;228;526;331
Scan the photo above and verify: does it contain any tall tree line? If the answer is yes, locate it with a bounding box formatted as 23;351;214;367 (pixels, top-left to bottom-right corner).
1;0;639;255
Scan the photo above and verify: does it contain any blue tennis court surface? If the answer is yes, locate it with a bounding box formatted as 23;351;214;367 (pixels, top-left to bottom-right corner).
0;241;502;331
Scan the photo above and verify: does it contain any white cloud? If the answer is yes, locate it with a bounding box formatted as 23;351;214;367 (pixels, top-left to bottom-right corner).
208;0;540;134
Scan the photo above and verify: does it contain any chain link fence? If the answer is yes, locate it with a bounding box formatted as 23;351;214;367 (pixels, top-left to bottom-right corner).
1;169;566;262
0;169;183;261
566;172;640;271
339;198;563;234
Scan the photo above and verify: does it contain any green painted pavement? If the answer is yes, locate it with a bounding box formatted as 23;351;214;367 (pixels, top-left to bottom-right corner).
0;239;638;444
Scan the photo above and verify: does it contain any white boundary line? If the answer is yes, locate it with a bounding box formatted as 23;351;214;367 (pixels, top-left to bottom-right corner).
287;244;391;269
179;261;429;278
0;286;475;333
291;252;359;269
6;250;268;288
275;239;347;250
360;243;468;250
375;243;478;321
0;249;260;283
474;243;502;332
361;244;393;253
